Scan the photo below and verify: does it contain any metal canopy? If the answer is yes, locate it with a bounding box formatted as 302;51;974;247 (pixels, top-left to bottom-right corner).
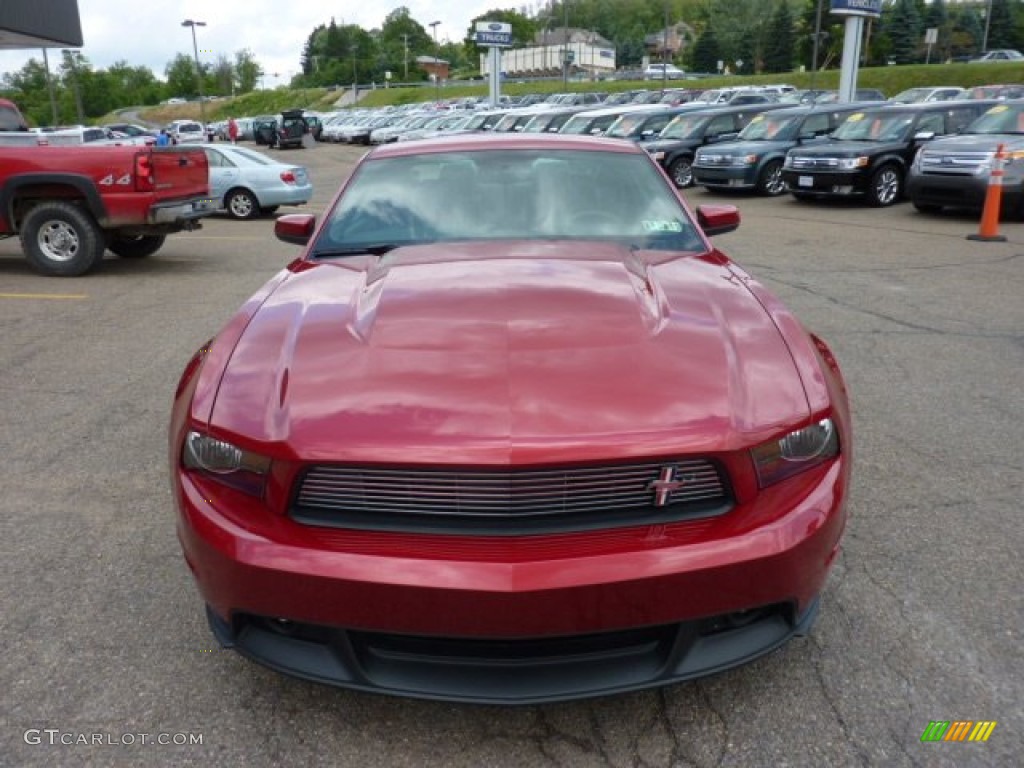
0;0;83;49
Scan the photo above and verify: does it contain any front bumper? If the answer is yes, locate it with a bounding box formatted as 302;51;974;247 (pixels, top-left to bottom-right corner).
907;171;1022;212
176;460;847;703
781;169;867;197
693;165;758;189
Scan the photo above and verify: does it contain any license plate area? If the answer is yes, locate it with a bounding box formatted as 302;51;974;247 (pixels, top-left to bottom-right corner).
798;175;814;188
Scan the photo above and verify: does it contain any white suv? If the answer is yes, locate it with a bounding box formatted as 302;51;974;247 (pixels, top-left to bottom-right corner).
167;120;206;144
644;63;685;80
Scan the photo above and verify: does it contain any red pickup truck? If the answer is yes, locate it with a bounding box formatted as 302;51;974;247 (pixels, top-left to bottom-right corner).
0;142;212;276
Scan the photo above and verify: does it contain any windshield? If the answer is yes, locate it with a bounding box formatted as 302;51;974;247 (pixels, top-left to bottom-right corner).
606;113;651;138
314;149;703;255
560;114;599;134
659;115;708;140
831;111;915;142
964;103;1024;134
737;113;800;141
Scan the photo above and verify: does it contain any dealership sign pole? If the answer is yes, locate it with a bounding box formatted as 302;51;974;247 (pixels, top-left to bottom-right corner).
475;21;513;107
830;0;882;103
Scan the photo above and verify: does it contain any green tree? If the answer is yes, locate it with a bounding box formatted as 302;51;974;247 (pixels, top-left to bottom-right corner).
885;0;923;64
165;52;201;98
763;1;795;73
949;5;983;59
691;21;721;73
210;55;235;97
234;49;263;94
985;0;1017;50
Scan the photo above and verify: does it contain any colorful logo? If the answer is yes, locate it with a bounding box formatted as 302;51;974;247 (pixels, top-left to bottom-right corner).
921;721;997;743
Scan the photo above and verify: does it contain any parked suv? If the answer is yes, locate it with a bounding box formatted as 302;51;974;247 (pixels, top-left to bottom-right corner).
167;120;206;144
644;103;795;188
907;100;1024;219
276;109;310;149
693;103;876;195
781;101;999;206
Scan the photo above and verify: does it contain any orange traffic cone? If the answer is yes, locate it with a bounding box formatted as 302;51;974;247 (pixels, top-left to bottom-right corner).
967;143;1007;242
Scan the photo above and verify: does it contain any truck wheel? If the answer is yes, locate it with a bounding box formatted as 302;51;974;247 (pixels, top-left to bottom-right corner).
226;189;259;220
668;157;694;188
20;202;105;276
756;160;787;196
108;234;166;259
867;164;902;207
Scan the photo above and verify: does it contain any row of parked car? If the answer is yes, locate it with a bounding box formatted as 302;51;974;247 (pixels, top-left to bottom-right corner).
314;88;1022;218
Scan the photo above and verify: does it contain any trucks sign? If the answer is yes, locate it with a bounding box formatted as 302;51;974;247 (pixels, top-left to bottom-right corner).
830;0;882;18
475;21;512;48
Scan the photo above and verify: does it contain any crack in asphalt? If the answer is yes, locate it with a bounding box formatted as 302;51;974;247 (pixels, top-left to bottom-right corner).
743;250;1023;275
752;273;1022;340
808;597;873;767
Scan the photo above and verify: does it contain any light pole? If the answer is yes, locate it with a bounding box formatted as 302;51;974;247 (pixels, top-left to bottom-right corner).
181;19;208;139
61;50;85;124
981;0;993;54
42;49;59;125
429;21;441;102
562;2;569;88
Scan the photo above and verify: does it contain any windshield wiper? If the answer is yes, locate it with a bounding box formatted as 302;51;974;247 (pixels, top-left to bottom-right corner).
312;243;404;258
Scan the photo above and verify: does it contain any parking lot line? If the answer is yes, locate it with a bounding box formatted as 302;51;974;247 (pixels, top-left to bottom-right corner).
0;292;88;300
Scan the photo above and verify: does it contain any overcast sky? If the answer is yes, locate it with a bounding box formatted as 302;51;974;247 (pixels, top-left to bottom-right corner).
0;0;498;84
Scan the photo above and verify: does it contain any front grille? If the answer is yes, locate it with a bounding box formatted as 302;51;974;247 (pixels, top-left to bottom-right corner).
918;150;991;175
291;460;730;534
789;156;839;170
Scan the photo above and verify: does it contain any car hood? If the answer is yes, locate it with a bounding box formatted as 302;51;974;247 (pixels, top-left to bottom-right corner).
697;139;793;156
789;138;904;157
644;137;701;153
209;241;811;464
923;134;1024;153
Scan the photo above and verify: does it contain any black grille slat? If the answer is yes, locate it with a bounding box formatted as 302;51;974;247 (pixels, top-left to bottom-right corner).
291;460;730;533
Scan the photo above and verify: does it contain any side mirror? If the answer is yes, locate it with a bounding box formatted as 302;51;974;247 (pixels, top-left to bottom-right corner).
696;204;740;237
275;214;316;246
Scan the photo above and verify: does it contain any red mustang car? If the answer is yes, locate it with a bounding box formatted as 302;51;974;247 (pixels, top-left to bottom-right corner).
170;133;851;704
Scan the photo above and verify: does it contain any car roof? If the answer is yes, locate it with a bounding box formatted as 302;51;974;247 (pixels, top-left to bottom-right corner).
368;132;647;159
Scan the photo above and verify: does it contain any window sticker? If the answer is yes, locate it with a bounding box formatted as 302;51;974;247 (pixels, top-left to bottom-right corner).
642;220;684;233
847;113;865;122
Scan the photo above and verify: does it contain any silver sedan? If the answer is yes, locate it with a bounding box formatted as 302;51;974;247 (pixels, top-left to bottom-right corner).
201;144;313;220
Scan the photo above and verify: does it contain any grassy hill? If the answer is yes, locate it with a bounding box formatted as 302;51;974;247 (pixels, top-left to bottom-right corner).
115;61;1022;124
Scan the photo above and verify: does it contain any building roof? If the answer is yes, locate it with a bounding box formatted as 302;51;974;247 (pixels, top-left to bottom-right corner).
0;0;83;48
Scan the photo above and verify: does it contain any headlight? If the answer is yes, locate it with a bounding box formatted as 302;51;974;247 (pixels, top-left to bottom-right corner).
837;156;868;170
751;418;839;488
741;154;759;165
783;155;794;168
183;430;271;496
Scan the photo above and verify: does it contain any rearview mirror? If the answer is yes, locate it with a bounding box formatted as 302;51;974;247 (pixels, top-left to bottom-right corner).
696;204;740;237
275;214;316;246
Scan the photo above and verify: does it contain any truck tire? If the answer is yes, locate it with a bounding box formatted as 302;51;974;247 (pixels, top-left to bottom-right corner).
20;202;105;277
108;234;166;259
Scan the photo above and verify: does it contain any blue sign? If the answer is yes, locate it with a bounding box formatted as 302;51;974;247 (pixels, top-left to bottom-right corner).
830;0;882;18
475;31;512;47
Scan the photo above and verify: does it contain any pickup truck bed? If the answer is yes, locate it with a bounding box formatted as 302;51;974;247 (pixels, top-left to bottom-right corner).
0;144;212;275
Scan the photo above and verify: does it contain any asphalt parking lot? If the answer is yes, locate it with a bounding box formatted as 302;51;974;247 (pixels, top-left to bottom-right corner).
1;141;1021;767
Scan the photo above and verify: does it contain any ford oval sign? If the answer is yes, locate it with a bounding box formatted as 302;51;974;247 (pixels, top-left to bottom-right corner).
488;23;503;31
